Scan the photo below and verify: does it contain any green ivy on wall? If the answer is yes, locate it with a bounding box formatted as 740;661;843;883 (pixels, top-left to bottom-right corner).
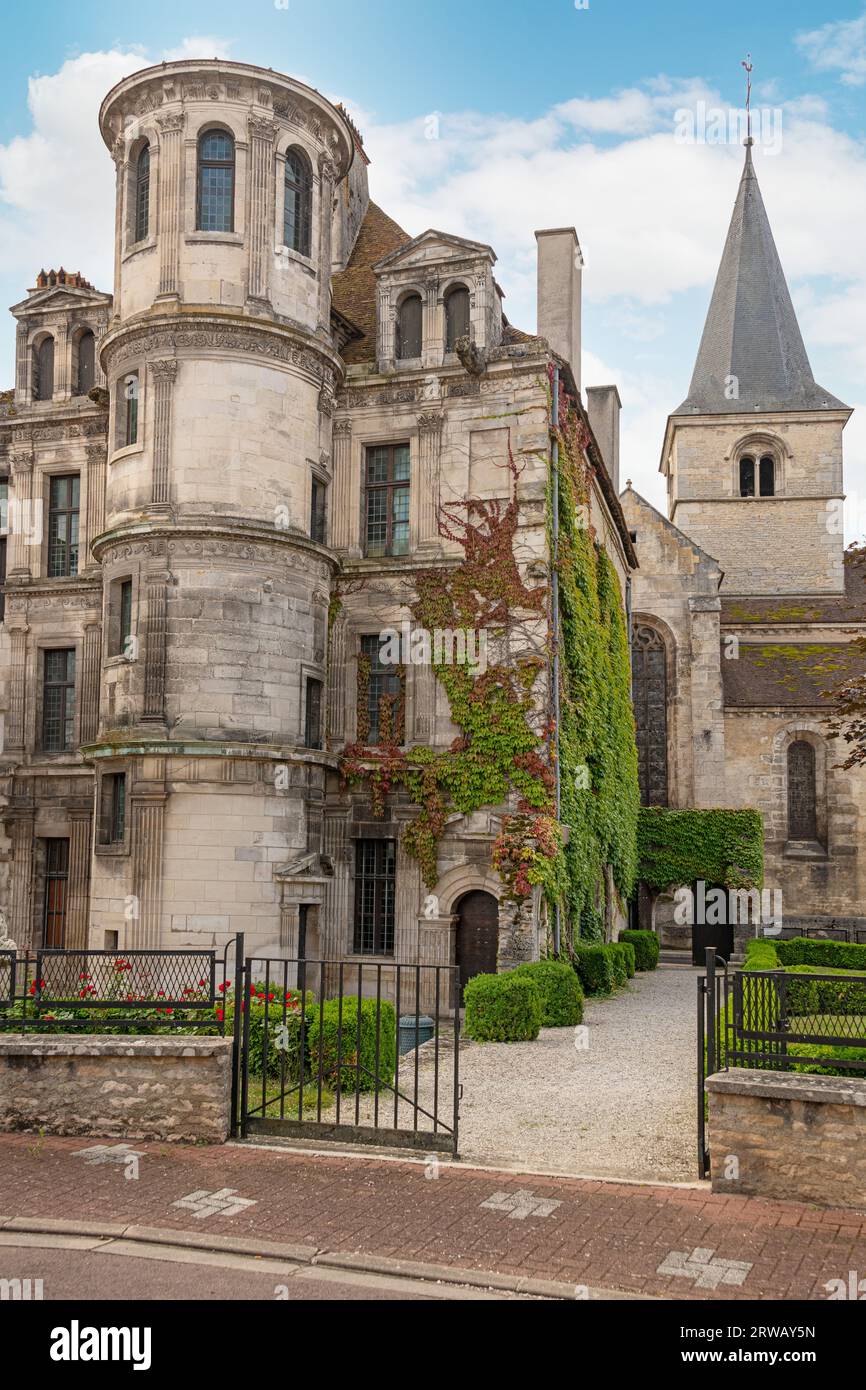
636;806;764;893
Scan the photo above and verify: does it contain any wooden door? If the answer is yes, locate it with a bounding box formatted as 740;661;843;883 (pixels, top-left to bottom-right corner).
456;891;499;999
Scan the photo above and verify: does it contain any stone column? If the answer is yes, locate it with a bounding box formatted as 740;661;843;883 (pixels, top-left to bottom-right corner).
155;112;185;300
327;612;347;745
80;622;102;745
417;412;443;547
131;794;166;948
66;811;93;949
85;444;107;567
148;359;178;508
422;275;440;367
377;284;392;369
6;623;28;752
8;452;35;578
330;419;353;551
247;116;276;304
8;813;35;949
143;572;169;722
316;157;336;333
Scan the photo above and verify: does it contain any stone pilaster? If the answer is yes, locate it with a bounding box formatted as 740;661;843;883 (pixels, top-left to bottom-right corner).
422;275;440;367
412;664;436;743
688;595;726;808
155;112;185;299
52;322;69;399
417;915;457;1015
85;444;107;566
6;624;28;752
316;157;336;332
8;814;35;949
330;419;353;551
417;412;443;547
15;324;28;403
80;622;102;745
66;812;93;949
322;812;351;994
327;612;347;745
247;116;276;304
377;284;392;369
394;836;421;964
143;572;169;722
110;135;125;313
148;359;178;507
130;794;166;948
8;452;34;577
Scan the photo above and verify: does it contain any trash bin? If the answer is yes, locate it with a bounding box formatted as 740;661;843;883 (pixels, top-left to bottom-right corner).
398;1014;435;1055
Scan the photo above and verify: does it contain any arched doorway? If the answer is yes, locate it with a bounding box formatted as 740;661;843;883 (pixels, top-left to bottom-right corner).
455;890;499;1000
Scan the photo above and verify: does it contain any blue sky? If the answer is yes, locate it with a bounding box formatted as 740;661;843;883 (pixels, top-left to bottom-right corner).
2;0;865;529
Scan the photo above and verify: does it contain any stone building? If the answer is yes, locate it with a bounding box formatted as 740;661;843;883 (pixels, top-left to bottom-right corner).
623;140;866;950
0;58;634;992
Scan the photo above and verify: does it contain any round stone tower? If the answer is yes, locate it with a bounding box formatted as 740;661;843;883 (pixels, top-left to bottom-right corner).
88;61;353;953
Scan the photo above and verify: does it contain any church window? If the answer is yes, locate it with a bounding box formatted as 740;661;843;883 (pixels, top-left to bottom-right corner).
632;624;669;806
196;129;235;233
284;148;312;256
759;454;775;496
739;456;755;497
396;294;422;359
787;741;817;840
135;144;150;242
445;284;470;350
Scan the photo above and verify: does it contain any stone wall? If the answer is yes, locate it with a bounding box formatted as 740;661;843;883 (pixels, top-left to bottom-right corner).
0;1035;232;1142
706;1068;866;1208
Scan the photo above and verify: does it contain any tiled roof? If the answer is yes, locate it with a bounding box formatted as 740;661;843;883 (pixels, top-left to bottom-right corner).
722;642;863;708
331;202;411;365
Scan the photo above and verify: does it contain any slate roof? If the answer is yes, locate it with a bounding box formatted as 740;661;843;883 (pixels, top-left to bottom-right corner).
675;145;847;416
720;552;866;626
722;641;863;708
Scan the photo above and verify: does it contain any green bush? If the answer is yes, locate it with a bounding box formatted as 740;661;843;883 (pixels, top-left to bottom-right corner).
788;1043;866;1076
225;985;306;1080
611;940;636;980
463;972;543;1042
513;960;584;1027
776;937;866;972
743;937;781;970
619;929;660;972
573;943;617;996
305;997;396;1092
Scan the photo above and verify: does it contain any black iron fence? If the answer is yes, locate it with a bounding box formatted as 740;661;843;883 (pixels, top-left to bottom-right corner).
239;956;460;1155
0;951;15;1009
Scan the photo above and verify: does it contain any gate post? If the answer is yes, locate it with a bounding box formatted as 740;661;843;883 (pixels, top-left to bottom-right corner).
229;933;244;1138
705;947;717;1078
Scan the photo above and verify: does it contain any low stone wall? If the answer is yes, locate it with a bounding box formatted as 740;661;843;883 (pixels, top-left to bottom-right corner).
706;1068;866;1208
0;1035;233;1143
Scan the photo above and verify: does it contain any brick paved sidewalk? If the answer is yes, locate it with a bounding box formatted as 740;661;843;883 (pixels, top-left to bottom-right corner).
1;1133;864;1300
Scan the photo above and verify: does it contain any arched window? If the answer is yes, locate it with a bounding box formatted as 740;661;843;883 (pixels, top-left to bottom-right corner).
284;149;312;256
135;144;150;242
75;331;96;396
788;741;817;840
34;337;54;401
196;129;235;232
444;284;470;351
739;455;755;497
759;454;775;497
632;624;669;806
396;294;422;360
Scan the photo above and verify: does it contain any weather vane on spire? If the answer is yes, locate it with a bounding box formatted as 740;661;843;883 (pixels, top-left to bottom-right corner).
741;53;753;145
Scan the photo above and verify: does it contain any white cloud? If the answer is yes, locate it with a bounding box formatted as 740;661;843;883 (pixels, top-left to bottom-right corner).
796;13;866;86
161;36;235;62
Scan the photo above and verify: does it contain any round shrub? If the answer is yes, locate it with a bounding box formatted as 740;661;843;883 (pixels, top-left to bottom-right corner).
619;929;660;972
464;971;543;1042
573;944;617;995
513;960;584;1026
610;941;635;981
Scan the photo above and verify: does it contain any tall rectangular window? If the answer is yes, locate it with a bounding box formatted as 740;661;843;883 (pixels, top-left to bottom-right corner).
360;634;403;745
365;443;410;557
0;476;7;623
119;579;133;654
47;475;80;578
305;677;323;750
353;839;396;956
310;476;327;544
118;372;139;449
42;648;76;752
43;838;69;947
100;772;127;844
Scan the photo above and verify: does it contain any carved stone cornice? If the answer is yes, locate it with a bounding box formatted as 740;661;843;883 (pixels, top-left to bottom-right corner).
91;517;342;573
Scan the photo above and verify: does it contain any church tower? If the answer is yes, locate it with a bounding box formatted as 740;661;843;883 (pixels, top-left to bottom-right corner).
661;141;851;596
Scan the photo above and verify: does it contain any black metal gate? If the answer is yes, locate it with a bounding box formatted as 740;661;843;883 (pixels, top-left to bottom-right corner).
696;948;729;1177
236;957;460;1154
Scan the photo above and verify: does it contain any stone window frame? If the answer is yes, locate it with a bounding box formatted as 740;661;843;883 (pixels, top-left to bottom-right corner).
727;432;787;500
394;286;424;365
122;131;159;256
71;323;97;398
309;463;328;545
110;366;145;462
31;330;56;403
34;638;80;757
443;279;471;353
36;461;83;583
273;131;320;273
630;612;679;808
184;118;246;246
105;571;140;663
776;725;829;853
302;668;325;750
95;764;132;857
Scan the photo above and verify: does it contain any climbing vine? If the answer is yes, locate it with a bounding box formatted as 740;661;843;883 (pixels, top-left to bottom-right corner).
338;371;640;945
636;807;764;894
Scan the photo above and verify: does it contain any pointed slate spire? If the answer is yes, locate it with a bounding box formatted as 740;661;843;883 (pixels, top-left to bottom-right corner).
674;143;846;414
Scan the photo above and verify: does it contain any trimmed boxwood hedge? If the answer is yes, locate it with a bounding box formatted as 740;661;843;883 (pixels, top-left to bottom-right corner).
573;943;617;995
611;940;635;981
305;997;396;1092
513;960;584;1026
619;929;660;972
464;971;543;1042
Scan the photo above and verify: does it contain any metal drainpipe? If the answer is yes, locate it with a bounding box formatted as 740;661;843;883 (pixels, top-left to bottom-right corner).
551;366;561;957
626;573;634;699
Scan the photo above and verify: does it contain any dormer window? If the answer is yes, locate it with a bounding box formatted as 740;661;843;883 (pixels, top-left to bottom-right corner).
34;336;54;401
396;294;422;360
75;331;96;396
444;284;470;351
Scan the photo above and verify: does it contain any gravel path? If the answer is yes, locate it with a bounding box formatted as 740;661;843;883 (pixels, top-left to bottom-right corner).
450;963;698;1183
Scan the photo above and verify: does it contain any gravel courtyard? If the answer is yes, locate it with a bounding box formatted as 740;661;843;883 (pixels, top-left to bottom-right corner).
452;962;698;1183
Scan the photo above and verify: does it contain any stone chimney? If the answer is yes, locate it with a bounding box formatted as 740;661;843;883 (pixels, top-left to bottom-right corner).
535;227;583;390
586;384;622;492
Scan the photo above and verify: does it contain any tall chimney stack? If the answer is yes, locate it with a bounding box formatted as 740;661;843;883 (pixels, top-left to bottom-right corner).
535;227;583;391
586;384;622;493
